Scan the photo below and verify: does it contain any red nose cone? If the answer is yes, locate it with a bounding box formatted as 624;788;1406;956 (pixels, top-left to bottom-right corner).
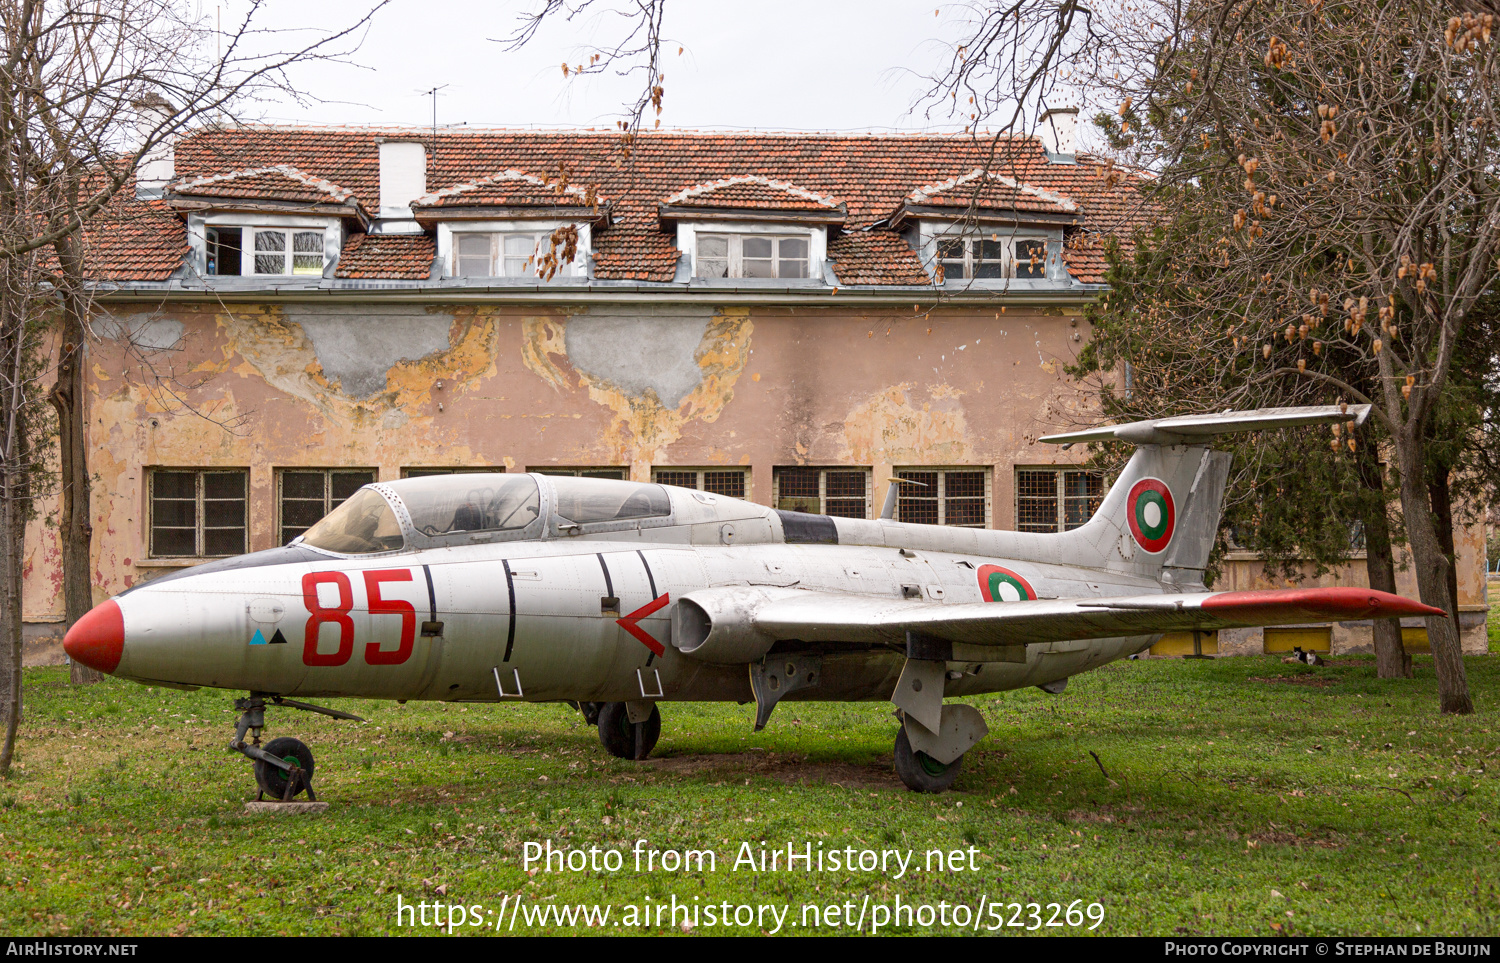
63;600;124;675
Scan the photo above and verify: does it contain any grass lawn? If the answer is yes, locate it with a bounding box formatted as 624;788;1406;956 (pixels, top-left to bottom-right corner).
1;655;1497;937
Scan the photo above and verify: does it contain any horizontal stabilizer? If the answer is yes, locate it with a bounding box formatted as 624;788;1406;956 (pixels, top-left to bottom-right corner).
738;586;1439;650
1040;404;1371;448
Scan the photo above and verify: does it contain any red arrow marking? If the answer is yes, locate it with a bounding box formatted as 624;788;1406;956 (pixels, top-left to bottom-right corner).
616;593;670;656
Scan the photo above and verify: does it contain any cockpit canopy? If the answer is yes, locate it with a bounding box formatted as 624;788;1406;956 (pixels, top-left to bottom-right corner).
298;473;673;554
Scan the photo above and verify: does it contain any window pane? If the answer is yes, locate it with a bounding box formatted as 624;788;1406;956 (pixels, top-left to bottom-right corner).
973;259;1005;278
702;471;745;499
203;497;244;527
292;256;322;275
457;256;490;278
897;471;939;525
1016;469;1059;533
331;471;374;502
152;498;196;528
1015;239;1047;279
254;231;285;252
699;235;728;257
654;470;698;489
457;235;490;256
697;257;729;279
1063;470;1104;529
152;471;196;499
254;255;284;274
151;526;196;557
282;499;328;529
825;498;867;519
776;237;808;279
778;237;808;259
580;469;628;480
825;471;866;499
776;468;819;513
937;239;966;260
742;237;773;259
504;235;535;256
978;239;1007;261
503;257;533;277
281;471;325;501
944;470;987;527
204;472;244;499
204;527;245;556
741;256;774;278
293;232;323;254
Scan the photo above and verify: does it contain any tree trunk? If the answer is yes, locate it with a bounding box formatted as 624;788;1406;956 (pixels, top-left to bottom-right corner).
1393;427;1473;714
48;234;99;685
1427;463;1461;626
0;458;23;773
1355;438;1411;678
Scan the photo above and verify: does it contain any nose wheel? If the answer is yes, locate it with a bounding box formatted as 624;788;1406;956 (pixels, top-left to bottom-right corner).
597;701;660;760
229;694;361;801
893;727;963;793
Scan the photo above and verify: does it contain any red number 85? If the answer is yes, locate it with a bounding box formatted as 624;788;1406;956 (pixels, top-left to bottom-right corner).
301;570;416;667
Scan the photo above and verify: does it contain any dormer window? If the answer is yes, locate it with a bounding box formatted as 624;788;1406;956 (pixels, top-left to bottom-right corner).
253;228;325;275
696;233;809;279
935;236;1049;281
454;232;550;278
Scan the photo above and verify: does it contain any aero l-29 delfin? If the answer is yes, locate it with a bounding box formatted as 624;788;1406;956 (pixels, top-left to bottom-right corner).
64;405;1439;794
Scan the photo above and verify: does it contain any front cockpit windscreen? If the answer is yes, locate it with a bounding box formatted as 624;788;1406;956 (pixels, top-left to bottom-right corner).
394;474;541;538
549;476;670;525
300;488;406;554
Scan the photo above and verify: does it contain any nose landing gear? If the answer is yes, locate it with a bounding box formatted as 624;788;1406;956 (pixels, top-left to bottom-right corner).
230;693;362;801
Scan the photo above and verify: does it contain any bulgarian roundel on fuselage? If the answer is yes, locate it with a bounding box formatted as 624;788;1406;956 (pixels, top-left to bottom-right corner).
1127;478;1175;554
977;565;1036;602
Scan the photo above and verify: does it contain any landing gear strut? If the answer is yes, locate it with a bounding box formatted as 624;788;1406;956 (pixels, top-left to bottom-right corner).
597;701;660;760
229;693;362;801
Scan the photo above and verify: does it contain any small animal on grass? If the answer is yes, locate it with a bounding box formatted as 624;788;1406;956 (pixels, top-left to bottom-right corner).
1281;646;1324;666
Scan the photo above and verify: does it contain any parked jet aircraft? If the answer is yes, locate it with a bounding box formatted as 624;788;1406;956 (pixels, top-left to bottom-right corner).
64;405;1439;794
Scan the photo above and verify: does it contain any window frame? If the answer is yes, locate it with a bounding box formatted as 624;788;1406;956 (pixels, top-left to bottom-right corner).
276;468;378;546
771;467;873;519
250;227;327;276
694;233;811;279
894;467;992;528
147;468;249;559
1014;466;1104;533
931;231;1053;282
191;214;341;278
528;466;629;480
650;467;750;500
436;221;590;280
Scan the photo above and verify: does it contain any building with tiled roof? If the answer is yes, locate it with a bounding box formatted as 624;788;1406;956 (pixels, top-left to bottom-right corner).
28;117;1482;661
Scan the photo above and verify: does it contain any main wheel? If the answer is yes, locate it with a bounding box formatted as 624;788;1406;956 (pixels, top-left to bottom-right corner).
893;727;962;793
597;702;660;760
254;736;315;799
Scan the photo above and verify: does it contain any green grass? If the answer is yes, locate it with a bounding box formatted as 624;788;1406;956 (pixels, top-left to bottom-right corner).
1;656;1497;936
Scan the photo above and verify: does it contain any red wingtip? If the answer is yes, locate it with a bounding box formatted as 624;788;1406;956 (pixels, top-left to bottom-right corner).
63;600;123;675
1201;587;1445;621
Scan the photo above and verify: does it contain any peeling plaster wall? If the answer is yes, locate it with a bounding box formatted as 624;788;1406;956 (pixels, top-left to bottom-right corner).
23;298;1488;656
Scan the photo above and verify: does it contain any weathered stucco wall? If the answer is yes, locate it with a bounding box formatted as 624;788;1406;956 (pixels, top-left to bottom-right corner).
21;297;1488;662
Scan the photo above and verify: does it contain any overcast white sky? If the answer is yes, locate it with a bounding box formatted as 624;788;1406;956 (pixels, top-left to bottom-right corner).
231;0;1008;132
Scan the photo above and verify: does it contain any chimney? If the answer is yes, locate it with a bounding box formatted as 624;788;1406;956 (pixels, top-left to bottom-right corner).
1038;107;1079;164
133;93;176;199
377;141;427;232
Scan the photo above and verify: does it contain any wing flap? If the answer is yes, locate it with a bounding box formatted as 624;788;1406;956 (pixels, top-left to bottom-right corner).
749;586;1440;649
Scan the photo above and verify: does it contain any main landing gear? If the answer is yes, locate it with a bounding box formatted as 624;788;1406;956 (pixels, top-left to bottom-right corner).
230;693;363;801
593;701;660;760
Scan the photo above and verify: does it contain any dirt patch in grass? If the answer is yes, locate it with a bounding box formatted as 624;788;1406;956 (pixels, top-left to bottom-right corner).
1248;675;1338;688
645;751;901;790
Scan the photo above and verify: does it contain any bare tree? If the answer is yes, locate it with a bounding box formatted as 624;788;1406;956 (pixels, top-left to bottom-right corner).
0;0;385;760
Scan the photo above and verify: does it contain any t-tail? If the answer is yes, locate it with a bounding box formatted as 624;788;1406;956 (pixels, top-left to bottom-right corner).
1039;405;1372;588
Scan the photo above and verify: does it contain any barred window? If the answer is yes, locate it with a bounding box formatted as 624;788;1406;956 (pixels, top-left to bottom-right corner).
279;469;376;545
1016;468;1104;533
651;467;748;500
772;467;871;519
149;469;247;558
402;467;504;478
529;467;629;480
895;468;991;527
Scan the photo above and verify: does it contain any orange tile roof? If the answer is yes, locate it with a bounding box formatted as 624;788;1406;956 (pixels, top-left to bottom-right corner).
171;165;356;206
90;128;1150;284
663;175;843;213
334;233;435;280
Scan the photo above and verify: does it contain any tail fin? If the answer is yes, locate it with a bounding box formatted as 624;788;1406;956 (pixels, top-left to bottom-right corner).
1040;405;1370;587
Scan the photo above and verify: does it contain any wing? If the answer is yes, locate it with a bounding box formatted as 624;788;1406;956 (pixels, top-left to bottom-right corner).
731;586;1439;649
